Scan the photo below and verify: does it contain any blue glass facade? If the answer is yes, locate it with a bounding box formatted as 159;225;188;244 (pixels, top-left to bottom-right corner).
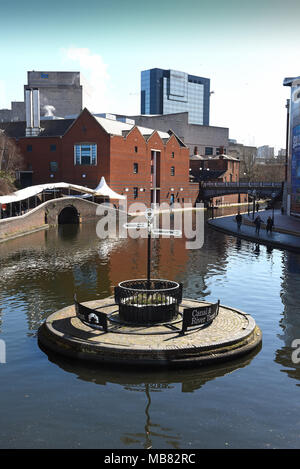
284;76;300;215
141;68;210;125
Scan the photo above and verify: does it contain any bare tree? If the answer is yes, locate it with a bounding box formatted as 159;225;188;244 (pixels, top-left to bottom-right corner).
240;152;258;182
0;132;23;173
0;131;24;195
255;163;285;182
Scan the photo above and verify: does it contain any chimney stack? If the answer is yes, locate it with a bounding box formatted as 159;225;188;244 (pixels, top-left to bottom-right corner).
25;88;40;136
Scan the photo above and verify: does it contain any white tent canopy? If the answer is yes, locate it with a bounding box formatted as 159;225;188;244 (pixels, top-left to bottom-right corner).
94;177;126;199
0;177;126;205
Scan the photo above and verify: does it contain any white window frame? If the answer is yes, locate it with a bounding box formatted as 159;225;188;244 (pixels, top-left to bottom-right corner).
74;143;97;166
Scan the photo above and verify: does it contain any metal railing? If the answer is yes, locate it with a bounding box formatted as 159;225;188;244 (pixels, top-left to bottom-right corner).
202;181;282;188
114;279;183;324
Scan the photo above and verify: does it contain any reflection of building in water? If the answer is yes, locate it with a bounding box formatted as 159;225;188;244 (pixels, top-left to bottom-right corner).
0;212;236;334
0;224;127;332
183;216;231;299
275;251;300;381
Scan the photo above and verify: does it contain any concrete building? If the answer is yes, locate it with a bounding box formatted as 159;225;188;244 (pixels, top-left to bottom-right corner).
141;68;210;125
0;102;26;122
0;71;83;123
257;145;274;159
25;71;83;118
116;112;229;159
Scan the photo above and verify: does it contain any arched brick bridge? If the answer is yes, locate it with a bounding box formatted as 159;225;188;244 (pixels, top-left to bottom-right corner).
0;197;121;241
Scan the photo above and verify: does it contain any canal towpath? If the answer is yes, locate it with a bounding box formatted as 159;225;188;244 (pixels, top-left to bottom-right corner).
207;209;300;253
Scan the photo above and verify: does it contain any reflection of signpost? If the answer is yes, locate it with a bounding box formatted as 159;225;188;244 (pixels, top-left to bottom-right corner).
123;222;148;230
151;228;182;237
124;208;182;288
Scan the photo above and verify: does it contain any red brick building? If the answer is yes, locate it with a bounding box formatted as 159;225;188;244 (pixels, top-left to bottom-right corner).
1;108;199;208
190;153;248;205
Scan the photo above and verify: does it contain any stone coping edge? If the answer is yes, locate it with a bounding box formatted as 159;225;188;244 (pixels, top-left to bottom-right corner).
207;219;300;253
38;300;262;368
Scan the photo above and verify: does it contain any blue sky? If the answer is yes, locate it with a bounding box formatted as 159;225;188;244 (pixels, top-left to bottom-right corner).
1;0;300;150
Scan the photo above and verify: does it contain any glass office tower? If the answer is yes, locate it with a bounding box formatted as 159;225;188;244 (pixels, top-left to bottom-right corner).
141;68;210;125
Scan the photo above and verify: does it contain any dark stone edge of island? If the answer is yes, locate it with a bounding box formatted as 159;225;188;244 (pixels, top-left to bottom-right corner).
37;301;262;369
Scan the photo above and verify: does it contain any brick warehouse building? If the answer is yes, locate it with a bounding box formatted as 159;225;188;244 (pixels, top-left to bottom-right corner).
190;152;247;206
1;107;199;208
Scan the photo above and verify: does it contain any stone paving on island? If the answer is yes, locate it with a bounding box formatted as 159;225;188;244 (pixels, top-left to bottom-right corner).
43;297;257;354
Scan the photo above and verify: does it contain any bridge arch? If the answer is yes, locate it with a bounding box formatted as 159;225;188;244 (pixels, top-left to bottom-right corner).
58;205;79;224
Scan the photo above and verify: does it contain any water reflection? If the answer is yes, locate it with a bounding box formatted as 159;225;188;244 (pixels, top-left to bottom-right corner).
41;345;261;449
57;223;80;241
1;207;300;448
277;251;300;384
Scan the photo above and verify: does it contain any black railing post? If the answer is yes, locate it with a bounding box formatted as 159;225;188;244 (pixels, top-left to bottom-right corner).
147;227;151;289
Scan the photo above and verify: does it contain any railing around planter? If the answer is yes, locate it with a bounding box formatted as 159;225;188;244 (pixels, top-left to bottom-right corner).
74;295;108;332
114;279;183;324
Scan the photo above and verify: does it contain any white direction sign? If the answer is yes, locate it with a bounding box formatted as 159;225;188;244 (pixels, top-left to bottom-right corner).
124;208;182;237
151;228;182;237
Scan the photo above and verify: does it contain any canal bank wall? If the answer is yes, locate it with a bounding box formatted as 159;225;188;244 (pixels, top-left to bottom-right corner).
0;197;119;242
208;209;300;253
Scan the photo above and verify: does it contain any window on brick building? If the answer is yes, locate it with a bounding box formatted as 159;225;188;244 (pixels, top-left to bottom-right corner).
133;163;138;174
50;144;56;152
133;187;138;199
134;146;138;153
171;166;175;176
171;151;175;158
26;144;32;152
50;161;58;172
74;143;97;165
205;147;213;156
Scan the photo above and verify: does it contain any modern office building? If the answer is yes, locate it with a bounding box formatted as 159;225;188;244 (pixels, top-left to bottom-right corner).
141;68;210;125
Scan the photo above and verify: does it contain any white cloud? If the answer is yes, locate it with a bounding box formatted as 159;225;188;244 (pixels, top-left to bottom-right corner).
61;47;110;113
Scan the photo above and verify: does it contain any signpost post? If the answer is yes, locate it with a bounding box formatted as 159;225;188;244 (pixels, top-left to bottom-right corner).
124;208;182;288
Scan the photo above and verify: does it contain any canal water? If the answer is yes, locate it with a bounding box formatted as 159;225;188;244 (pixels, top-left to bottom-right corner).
0;208;299;449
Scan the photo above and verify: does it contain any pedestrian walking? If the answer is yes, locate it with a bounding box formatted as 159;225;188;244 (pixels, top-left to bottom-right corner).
254;215;261;236
235;212;242;230
266;216;273;234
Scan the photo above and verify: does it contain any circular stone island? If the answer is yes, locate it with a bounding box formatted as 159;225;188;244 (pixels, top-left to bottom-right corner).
38;296;262;368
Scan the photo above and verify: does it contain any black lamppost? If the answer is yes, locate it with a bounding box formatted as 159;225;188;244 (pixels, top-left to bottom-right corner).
248;190;251;216
285;99;290;182
272;192;276;223
252;190;257;220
